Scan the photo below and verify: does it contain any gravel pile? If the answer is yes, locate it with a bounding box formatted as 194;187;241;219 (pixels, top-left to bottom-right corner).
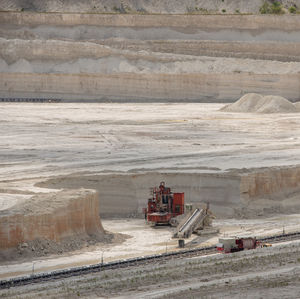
221;93;298;113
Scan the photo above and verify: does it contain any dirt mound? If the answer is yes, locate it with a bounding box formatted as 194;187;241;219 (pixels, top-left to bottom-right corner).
221;93;263;112
256;95;297;113
221;94;297;113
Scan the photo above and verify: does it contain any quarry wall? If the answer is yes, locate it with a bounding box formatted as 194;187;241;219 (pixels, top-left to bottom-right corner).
0;189;104;249
2;39;300;64
1;12;300;102
39;173;243;218
39;166;300;218
241;167;300;200
1;72;299;102
102;40;300;62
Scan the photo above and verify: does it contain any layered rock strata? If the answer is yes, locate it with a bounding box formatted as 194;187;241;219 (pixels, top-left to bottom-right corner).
1;72;299;102
0;189;104;249
241;167;300;200
1;13;300;102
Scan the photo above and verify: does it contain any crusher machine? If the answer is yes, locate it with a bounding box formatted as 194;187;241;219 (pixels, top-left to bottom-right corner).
145;182;184;226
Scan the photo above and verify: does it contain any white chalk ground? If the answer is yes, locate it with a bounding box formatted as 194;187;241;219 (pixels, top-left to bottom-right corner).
0;102;300;186
0;194;31;211
1;215;300;280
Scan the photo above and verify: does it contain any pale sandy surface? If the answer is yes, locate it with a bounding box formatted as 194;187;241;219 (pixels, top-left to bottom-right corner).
1;215;300;280
1;228;300;298
1;102;300;216
0;193;30;211
0;219;175;279
0;102;300;184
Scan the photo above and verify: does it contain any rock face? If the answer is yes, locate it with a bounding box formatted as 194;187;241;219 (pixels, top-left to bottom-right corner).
1;13;300;102
0;189;104;249
241;167;300;200
38;173;242;218
1;73;299;102
40;167;300;218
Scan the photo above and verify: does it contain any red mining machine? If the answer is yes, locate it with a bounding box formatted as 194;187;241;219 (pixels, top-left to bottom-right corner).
145;182;184;226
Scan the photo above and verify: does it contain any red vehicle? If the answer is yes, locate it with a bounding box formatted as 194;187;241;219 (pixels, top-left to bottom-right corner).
217;237;257;253
145;182;184;225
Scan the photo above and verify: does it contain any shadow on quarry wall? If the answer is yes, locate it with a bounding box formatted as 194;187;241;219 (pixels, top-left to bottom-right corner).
38;166;300;219
38;172;241;218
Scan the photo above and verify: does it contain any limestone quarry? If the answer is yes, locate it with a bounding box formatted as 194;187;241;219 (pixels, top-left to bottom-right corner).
1;12;300;101
1;2;300;298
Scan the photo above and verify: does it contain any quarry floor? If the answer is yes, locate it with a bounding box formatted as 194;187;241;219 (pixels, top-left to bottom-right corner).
1;102;300;290
1;102;300;184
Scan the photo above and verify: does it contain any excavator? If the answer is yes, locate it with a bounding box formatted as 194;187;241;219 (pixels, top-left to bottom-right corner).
145;182;216;239
145;181;184;226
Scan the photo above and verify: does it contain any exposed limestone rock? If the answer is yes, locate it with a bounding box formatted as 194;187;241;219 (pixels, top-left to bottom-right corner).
240;167;300;200
0;189;104;250
1;13;300;102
